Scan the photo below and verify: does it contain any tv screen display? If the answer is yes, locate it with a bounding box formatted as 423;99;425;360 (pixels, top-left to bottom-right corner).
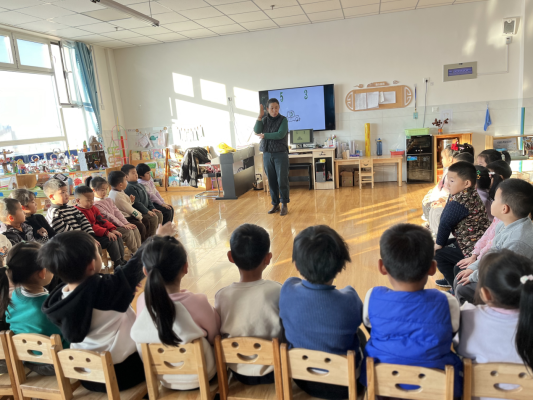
259;84;335;131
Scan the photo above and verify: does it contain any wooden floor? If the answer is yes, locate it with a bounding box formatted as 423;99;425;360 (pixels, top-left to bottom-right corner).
137;181;439;308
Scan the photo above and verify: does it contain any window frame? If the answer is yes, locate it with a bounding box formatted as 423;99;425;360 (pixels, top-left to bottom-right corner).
12;32;54;73
0;28;17;70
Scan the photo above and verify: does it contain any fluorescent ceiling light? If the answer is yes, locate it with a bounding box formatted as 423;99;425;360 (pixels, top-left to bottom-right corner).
90;0;160;27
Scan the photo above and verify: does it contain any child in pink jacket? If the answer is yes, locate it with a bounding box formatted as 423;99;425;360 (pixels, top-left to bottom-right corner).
86;176;142;253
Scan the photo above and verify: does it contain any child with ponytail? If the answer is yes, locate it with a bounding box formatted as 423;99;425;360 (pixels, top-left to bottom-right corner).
0;242;69;375
477;149;512;167
86;176;142;253
131;236;220;390
456;249;532;375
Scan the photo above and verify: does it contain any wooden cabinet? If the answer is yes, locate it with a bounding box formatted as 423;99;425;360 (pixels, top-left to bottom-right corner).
433;133;472;184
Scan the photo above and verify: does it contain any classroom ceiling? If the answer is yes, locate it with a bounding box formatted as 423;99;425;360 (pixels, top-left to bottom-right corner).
0;0;487;49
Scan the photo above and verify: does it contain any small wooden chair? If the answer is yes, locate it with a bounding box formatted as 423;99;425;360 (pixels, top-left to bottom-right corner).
359;159;374;189
0;331;19;400
280;343;358;400
215;336;283;400
6;331;76;400
141;339;218;400
366;357;454;400
462;358;533;400
55;348;147;400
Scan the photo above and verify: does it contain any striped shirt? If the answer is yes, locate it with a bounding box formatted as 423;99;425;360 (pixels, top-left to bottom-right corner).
46;204;94;235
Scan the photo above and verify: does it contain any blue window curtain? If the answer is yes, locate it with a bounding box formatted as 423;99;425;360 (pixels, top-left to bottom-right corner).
73;41;102;143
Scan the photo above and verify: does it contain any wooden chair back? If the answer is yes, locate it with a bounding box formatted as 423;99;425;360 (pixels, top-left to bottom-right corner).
215;336;283;400
6;331;70;400
359;159;374;188
57;348;121;399
366;357;454;400
141;339;216;400
280;343;357;400
0;331;19;400
463;358;533;400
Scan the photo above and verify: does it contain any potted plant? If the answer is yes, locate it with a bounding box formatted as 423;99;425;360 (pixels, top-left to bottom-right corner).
432;118;449;134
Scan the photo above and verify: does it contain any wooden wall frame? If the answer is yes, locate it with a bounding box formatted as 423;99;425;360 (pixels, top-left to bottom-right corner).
345;85;413;112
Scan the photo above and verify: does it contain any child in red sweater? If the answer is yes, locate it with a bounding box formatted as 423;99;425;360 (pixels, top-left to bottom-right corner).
74;186;126;266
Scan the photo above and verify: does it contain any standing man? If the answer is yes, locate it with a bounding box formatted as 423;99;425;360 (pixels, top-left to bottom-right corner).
255;99;290;216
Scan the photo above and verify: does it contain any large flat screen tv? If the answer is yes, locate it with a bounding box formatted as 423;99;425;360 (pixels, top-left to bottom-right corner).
258;84;335;131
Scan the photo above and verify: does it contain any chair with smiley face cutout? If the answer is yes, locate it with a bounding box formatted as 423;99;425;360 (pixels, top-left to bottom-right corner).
215;336;283;400
141;339;218;400
462;358;533;400
280;343;359;400
366;357;454;400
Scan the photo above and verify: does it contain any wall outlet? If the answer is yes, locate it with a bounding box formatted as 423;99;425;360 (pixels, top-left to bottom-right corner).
506;36;512;44
432;107;439;112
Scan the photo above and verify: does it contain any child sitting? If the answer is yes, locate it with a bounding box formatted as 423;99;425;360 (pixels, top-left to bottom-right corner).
279;225;363;400
121;164;161;238
107;171;147;242
455;179;533;304
136;163;174;225
10;189;55;242
131;236;220;390
0;198;38;245
361;223;463;398
44;179;94;234
434;161;490;288
40;222;174;392
475;165;492;221
456;249;532;374
453;152;474;164
87;176;142;254
455;161;513;274
477;149;511;167
0;242;69;375
215;224;282;385
74;185;126;266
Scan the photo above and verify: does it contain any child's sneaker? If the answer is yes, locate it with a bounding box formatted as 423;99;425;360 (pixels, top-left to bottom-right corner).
435;279;452;288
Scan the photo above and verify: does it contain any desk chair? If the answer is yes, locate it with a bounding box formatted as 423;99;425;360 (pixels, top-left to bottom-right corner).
366;357;454;400
280;344;358;400
215;336;283;400
359;159;374;189
0;331;19;400
6;331;78;400
55;348;147;400
141;339;218;400
462;358;533;400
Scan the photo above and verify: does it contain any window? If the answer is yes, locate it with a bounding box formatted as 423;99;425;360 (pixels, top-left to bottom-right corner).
14;35;52;72
51;42;69;104
0;32;14;67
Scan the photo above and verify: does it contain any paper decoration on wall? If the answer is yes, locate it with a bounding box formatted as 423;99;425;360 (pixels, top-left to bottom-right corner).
345;82;412;112
174;126;205;143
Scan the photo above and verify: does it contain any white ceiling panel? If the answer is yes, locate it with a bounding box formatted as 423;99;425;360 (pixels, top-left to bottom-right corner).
196;15;234;27
180;7;223;19
215;1;260;14
302;0;341;14
307;9;344;21
53;0;105;13
82;8;130;21
155;12;189;23
18;4;75;19
264;5;304;18
240;18;276;30
0;11;41;26
210;23;246;33
0;0;487;46
165;20;203;31
273;14;310;26
49;14;101;26
0;0;43;10
157;0;210;11
230;11;268;22
101;29;143;39
149;31;189;40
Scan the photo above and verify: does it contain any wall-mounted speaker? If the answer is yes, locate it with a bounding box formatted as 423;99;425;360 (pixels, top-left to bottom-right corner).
503;17;519;35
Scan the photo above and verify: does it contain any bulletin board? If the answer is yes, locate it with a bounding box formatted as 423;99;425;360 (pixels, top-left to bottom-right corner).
345;85;413;112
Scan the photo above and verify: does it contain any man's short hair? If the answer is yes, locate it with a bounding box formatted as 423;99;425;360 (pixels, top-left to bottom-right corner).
10;189;35;206
108;171;126;187
74;185;93;198
498;179;533;218
448;161;477;184
267;98;279;107
121;164;136;175
230;224;270;271
43;179;66;197
380;223;435;282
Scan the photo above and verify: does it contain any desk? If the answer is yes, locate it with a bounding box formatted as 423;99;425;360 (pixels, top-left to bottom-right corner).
334;156;403;188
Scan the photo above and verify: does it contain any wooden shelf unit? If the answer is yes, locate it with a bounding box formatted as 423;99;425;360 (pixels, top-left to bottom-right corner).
433;132;472;184
165;147;210;192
